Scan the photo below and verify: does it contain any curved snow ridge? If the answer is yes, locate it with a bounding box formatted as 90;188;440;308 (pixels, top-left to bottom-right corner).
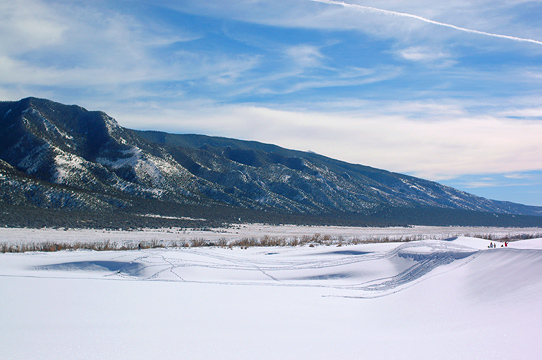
384;238;467;254
395;239;476;260
346;241;479;297
35;261;145;276
8;238;541;300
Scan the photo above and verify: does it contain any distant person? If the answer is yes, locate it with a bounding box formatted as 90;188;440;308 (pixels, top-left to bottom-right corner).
489;242;493;249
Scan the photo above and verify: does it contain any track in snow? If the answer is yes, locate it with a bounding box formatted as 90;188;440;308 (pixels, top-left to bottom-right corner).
4;239;490;298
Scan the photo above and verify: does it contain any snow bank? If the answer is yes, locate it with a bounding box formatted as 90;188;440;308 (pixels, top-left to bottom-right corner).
508;237;542;249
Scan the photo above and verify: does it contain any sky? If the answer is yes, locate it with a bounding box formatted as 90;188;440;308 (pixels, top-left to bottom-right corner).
1;0;542;206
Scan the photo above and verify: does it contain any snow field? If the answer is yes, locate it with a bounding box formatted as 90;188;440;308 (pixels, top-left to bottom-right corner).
1;236;542;359
1;225;541;248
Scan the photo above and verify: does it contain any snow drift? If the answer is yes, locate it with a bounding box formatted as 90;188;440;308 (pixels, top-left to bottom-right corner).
1;237;541;359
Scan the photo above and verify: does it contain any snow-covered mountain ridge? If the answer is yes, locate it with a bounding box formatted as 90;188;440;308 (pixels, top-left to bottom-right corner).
1;97;541;227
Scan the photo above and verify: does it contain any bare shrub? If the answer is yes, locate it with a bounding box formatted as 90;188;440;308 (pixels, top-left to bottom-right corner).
2;231;539;253
217;237;229;247
190;238;208;247
231;237;258;248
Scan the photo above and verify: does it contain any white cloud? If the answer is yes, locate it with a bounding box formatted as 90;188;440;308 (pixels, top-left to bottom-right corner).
397;46;455;67
0;0;67;55
285;45;325;68
256;65;400;95
0;1;263;94
504;173;535;180
457;177;541;189
498;106;542;118
458;180;501;189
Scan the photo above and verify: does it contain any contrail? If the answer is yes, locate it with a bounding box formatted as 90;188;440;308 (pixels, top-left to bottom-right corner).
310;0;542;46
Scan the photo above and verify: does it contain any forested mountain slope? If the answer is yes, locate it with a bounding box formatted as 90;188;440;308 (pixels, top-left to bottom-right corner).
1;97;540;228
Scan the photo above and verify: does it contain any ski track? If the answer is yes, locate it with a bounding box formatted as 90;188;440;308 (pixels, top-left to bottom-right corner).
334;249;481;299
0;239;495;297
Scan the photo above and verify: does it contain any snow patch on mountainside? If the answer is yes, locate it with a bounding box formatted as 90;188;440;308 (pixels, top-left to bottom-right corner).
23;108;74;142
16;142;50;174
98;147;192;188
134;155;165;186
97;147;142;169
52;150;91;184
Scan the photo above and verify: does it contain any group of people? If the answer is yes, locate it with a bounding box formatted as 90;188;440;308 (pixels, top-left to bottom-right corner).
488;241;508;248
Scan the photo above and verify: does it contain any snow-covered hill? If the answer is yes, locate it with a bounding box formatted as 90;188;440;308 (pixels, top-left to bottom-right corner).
1;237;541;359
1;97;542;227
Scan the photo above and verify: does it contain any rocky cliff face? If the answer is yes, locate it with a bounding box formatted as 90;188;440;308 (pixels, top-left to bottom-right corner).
1;97;541;224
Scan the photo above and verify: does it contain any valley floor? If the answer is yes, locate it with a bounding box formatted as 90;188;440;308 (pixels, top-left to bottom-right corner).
1;224;542;247
1;231;541;359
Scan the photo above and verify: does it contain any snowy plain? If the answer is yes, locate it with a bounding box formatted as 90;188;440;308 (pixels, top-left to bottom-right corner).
1;224;541;246
1;226;542;360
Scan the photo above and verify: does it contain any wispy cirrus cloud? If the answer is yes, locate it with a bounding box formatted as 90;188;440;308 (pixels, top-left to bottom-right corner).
498;106;542;120
254;65;400;95
157;0;542;51
309;0;542;46
396;46;456;67
0;0;66;55
285;45;325;68
504;173;537;180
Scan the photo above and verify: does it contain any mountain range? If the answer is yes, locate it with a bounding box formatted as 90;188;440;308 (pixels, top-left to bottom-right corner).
1;97;541;228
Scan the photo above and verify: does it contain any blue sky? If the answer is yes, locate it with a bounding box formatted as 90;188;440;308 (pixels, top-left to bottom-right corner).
2;0;542;205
